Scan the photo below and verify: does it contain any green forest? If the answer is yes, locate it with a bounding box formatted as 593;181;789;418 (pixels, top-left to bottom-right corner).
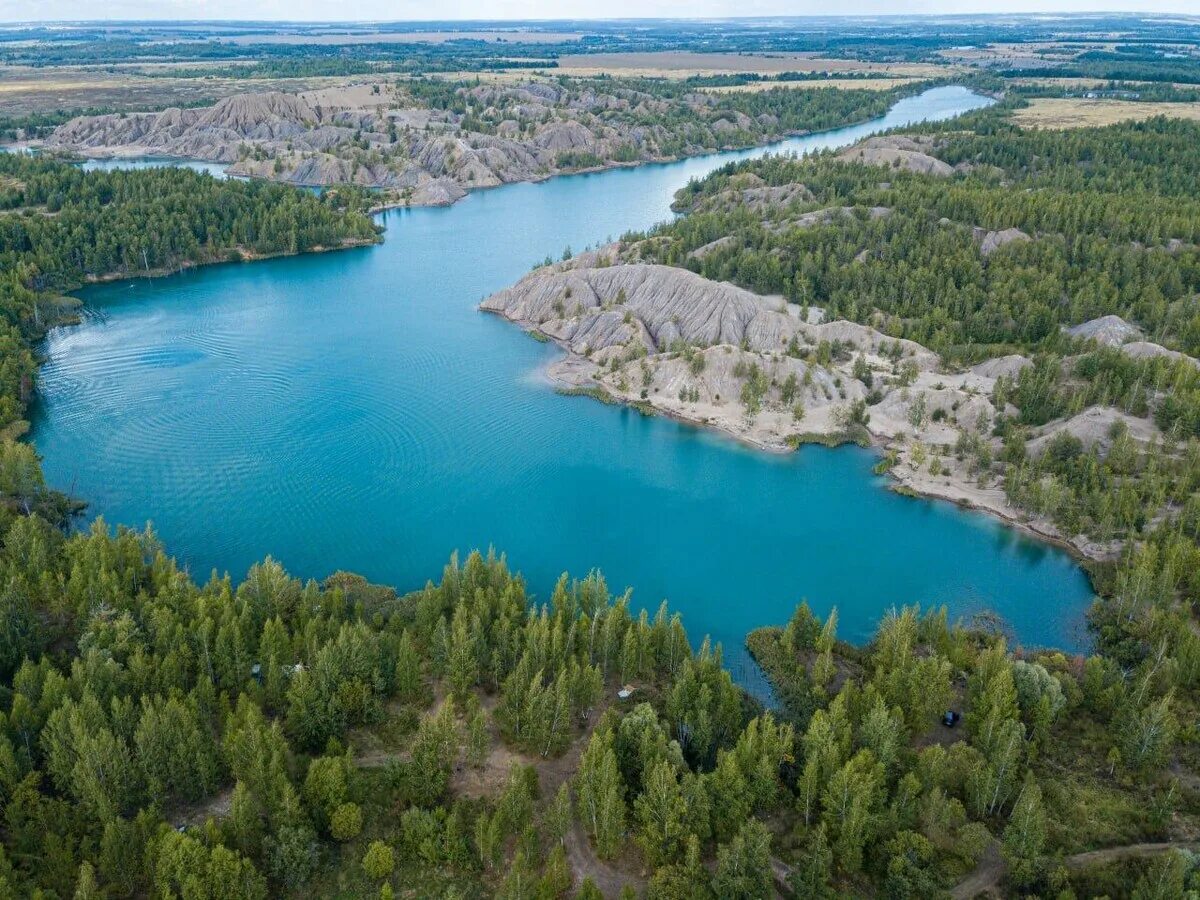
0;525;1192;897
665;115;1200;357
546;106;1200;893
0;82;1199;898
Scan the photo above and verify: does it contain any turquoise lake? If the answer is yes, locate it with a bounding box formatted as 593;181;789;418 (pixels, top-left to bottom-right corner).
32;87;1095;687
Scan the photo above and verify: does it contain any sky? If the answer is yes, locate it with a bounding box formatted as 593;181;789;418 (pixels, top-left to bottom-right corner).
2;2;1198;23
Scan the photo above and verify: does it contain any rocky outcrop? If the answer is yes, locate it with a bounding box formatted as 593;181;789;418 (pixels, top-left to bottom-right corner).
49;91;359;163
1064;315;1142;347
484;254;1153;560
836;135;954;177
970;354;1032;379
771;205;890;234
1120;341;1200;369
688;235;739;261
483;257;937;369
484;256;967;452
687;180;814;214
975;227;1031;255
1027;407;1161;457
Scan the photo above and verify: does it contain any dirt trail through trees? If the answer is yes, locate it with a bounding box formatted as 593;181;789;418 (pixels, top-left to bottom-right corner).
951;839;1200;898
950;839;1004;900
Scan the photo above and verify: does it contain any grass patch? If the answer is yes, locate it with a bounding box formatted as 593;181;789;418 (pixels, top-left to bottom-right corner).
556;385;654;416
785;426;871;449
556;385;618;404
1012;97;1200;128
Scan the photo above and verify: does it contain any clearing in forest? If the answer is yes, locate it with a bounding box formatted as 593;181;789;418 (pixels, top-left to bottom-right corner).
1013;97;1200;128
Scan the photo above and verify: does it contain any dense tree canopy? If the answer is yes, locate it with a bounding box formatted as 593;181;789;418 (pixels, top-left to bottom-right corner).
663;116;1200;359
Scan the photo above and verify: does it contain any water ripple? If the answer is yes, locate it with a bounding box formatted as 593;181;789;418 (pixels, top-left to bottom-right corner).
33;88;1094;680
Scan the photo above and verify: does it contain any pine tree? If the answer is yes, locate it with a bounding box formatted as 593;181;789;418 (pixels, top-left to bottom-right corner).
466;706;490;769
1118;690;1176;772
1001;778;1046;889
402;698;458;806
789;824;833;899
540;670;572;758
712;820;772;900
227;781;265;858
73;861;100;900
811;608;838;695
496;850;535;900
821;749;883;875
546;783;573;847
635;759;689;866
475;810;502;870
705;750;751;843
1131;849;1189;900
576;728;626;859
447;610;479;703
731;713;794;813
393;630;423;704
858;694;904;775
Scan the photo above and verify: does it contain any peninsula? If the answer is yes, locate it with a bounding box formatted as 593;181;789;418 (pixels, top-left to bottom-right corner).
484;116;1200;565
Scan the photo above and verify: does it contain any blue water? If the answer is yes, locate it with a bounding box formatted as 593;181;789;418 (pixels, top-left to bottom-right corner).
81;157;231;179
0;147;232;178
31;88;1094;687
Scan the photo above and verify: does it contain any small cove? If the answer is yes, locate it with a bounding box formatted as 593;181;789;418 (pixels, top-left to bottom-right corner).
31;87;1095;690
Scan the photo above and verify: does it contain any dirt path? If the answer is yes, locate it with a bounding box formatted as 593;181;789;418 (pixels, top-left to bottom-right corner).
951;839;1200;899
564;821;646;897
1064;841;1200;869
950;839;1004;900
170;785;236;829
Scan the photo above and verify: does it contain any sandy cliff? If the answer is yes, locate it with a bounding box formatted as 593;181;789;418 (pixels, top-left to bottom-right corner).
47;80;809;207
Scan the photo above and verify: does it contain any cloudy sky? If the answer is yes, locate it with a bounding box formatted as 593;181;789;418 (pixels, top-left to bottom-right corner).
2;1;1197;22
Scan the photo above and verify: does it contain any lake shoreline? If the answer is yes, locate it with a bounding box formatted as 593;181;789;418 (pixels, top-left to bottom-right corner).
75;236;382;288
362;125;837;211
524;329;1111;570
25;79;944;211
37;86;1090;660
